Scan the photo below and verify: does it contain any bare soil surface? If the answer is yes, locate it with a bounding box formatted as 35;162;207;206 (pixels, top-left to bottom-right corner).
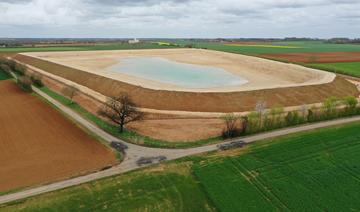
12;54;359;113
0;80;117;193
261;52;360;63
127;118;224;142
0;53;16;57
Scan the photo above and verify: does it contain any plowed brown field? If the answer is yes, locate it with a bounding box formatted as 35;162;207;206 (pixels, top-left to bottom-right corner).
261;52;360;63
0;80;117;193
127;119;224;142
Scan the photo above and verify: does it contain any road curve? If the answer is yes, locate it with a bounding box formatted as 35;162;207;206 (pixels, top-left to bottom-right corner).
0;85;360;205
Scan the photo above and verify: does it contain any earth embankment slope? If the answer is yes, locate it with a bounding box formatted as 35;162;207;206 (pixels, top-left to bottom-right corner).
22;49;335;91
13;52;359;113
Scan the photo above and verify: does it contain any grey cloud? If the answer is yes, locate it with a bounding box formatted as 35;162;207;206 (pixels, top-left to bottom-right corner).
339;14;360;19
0;0;28;3
0;0;359;38
220;8;264;19
85;0;194;6
330;0;360;4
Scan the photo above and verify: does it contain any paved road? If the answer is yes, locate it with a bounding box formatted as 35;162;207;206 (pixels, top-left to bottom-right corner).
1;86;360;205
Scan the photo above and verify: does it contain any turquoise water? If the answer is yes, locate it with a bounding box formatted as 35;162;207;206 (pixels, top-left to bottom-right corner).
108;57;248;89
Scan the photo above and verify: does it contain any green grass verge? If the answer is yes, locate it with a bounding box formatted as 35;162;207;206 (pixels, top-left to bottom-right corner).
308;62;360;78
193;121;360;211
0;70;11;81
2;120;360;211
0;43;177;53
39;87;221;148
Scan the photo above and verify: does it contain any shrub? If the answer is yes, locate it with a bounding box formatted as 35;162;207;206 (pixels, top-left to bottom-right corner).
246;111;261;134
0;64;11;74
342;96;358;115
285;111;294;125
322;97;340;119
31;74;44;87
307;109;316;122
0;58;11;75
270;106;285;129
240;116;248;135
0;64;12;79
255;100;267;129
13;63;26;76
0;57;27;76
17;76;32;92
62;85;79;104
221;113;241;138
285;111;302;126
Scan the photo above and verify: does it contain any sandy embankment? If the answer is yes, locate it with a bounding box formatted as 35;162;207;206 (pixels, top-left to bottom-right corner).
22;48;336;92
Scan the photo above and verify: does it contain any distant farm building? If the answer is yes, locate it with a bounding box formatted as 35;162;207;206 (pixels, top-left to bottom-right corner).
128;38;140;44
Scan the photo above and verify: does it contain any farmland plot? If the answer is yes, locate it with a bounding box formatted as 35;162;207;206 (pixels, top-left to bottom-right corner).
1;164;214;212
194;122;360;211
0;80;117;193
309;62;360;77
2;121;360;211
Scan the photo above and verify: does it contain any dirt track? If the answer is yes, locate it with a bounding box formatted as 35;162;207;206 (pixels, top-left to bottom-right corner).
12;54;359;112
0;80;117;193
261;52;360;63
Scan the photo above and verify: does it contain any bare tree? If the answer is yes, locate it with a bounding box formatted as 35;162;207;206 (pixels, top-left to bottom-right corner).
221;113;239;138
255;100;267;127
98;93;143;133
17;75;32;92
62;85;78;104
240;116;248;135
299;104;308;119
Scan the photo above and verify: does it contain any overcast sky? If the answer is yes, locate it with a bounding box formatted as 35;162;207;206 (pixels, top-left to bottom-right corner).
0;0;359;38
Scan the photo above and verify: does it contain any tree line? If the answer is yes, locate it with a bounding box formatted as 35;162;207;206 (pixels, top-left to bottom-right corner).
222;96;360;138
0;57;45;91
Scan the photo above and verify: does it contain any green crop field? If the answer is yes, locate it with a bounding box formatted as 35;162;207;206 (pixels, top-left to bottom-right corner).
308;62;360;77
194;121;360;211
1;163;214;212
172;40;360;77
0;43;177;53
2;121;360;211
183;41;360;55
